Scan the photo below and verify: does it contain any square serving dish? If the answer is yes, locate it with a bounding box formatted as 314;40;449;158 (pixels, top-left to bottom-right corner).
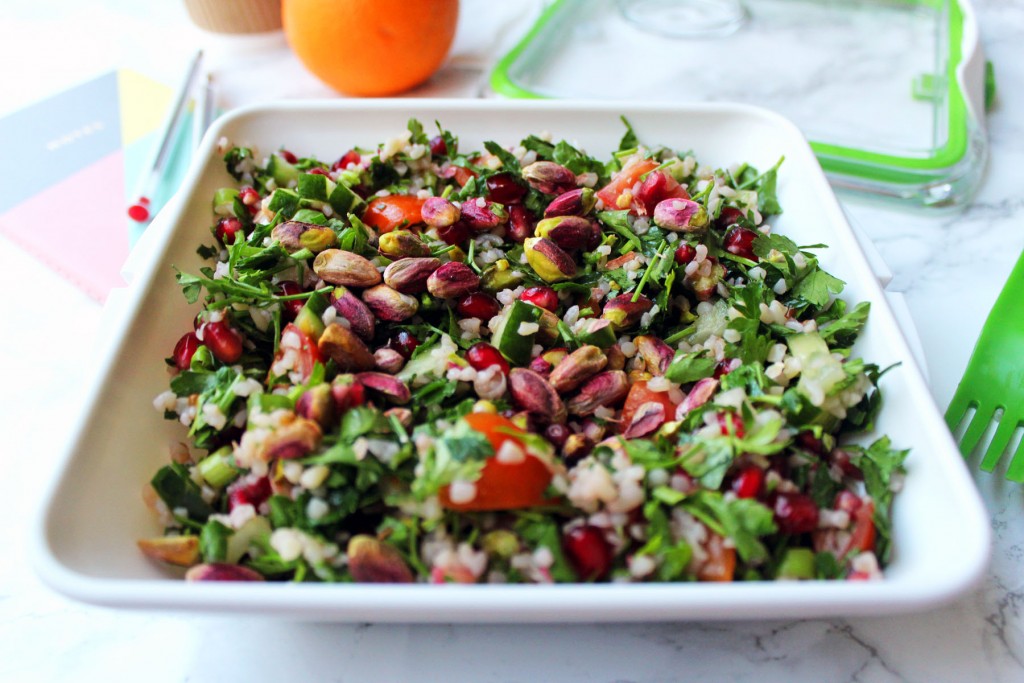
31;100;990;622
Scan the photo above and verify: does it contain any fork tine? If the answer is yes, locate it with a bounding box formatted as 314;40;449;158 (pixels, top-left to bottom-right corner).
957;403;993;457
1005;436;1024;483
943;386;972;433
980;412;1019;472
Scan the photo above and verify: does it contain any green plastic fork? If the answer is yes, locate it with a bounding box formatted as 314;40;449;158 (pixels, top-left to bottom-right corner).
945;249;1024;481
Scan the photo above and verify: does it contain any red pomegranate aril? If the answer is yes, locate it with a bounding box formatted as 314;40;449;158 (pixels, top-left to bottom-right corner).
731;464;764;499
307;167;328;176
466;342;510;375
203;321;244;363
834;490;863;514
829;448;863;480
437;220;470;246
228;476;272;511
215;217;243;245
239;186;261;207
674;243;697;264
716;411;745;438
332;381;365;412
279;149;298;164
724;227;758;261
172;332;202;370
519;286;559;312
486;172;527;205
772;492;820;535
717;206;744;227
278;281;306;319
563;525;613;581
544;423;569;448
332;149;361;171
388;330;420;359
429;135;448;156
456;292;501;320
714;358;741;378
634;171;669;215
796;430;825;455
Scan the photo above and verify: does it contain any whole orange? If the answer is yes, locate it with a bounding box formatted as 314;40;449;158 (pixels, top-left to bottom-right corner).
282;0;459;97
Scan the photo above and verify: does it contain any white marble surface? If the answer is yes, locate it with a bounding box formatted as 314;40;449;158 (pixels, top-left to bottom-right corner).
3;1;1024;681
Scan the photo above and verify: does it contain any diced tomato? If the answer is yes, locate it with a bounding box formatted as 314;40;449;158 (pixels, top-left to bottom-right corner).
451;166;477;187
618;380;677;436
593;158;653;210
269;323;321;383
843;499;876;556
439;413;553;511
361;195;425;233
697;533;736;582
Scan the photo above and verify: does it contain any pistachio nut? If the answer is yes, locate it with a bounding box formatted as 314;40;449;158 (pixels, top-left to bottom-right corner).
137;536;200;567
652;198;709;232
185;563;265;582
261;416;322;461
543;188;597;218
524;237;577;283
677;377;719;417
356;371;411;405
362;284;420;322
373;347;407;374
426;261;480;299
295;383;336;428
522;160;577;195
313;249;382;288
566;370;629;416
378;229;431;259
480;260;525;293
329;286;376;341
548;345;608;393
534;215;601;251
622;401;668;439
347;535;414;583
383;256;441;294
421;196;461;229
318;322;376;371
508;368;567;424
634;335;675;376
602;293;654;330
272;220;338;254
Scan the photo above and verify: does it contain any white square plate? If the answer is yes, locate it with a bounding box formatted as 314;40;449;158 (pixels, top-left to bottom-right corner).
31;101;990;621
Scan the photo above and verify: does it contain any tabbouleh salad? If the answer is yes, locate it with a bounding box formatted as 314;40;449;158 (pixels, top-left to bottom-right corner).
142;118;907;585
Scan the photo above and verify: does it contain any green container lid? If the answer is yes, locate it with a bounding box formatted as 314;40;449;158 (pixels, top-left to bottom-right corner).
490;0;989;207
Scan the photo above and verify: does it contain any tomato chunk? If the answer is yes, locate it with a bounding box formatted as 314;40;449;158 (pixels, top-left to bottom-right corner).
269;323;321;383
439;413;553;511
361;194;425;233
595;157;659;211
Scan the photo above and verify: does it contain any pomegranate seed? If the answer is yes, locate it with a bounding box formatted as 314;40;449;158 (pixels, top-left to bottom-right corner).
388;330;420;359
716;411;745;438
717;206;744;227
466;342;510;375
456;292;501;320
563;525;613;581
239;186;261;206
634;171;670;216
331;381;365;412
772;492;820;535
429;135;448;156
713;358;740;378
203;321;243;363
172;332;201;370
674;243;697;264
507;204;536;243
437;220;470;246
731;464;764;499
278;281;307;319
829;448;863;480
127;202;150;222
307;167;328;176
228;476;272;511
544;423;569;448
332;149;361;171
486;172;527;205
796;430;825;455
724;227;758;261
279;149;298;164
519;286;559;312
834;490;863;514
215;217;244;245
